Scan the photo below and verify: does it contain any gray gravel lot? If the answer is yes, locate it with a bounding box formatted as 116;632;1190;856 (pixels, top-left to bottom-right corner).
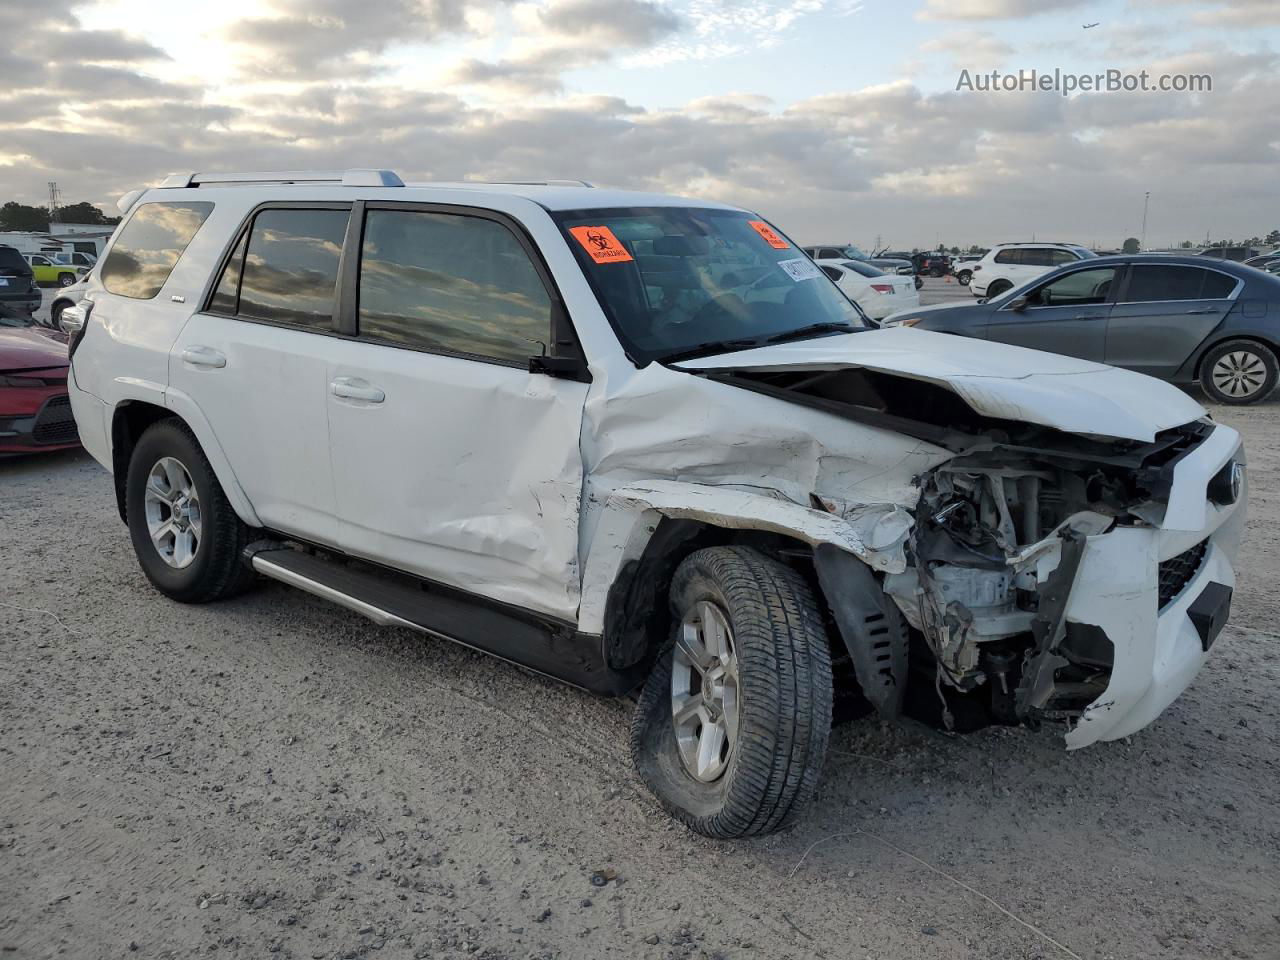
2;283;1278;960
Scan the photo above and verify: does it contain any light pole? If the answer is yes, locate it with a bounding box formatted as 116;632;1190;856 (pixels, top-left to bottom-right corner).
1140;191;1150;251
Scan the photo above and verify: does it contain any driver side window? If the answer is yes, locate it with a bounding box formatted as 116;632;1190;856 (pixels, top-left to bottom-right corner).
1027;267;1117;307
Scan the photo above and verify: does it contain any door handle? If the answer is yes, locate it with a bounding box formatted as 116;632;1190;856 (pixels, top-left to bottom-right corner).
1185;307;1219;315
329;377;385;404
1072;314;1105;320
181;346;226;368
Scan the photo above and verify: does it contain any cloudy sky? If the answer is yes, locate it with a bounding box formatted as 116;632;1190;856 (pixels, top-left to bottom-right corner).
0;0;1276;249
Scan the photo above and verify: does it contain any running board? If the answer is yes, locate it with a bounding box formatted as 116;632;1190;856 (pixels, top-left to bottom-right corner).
246;545;637;695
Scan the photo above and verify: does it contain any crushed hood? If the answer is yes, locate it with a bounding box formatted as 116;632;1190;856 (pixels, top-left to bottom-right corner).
673;327;1205;443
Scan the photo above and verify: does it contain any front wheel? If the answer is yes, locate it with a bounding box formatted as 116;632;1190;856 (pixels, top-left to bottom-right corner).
630;547;833;839
57;273;76;287
985;279;1012;297
126;419;257;603
1199;339;1278;405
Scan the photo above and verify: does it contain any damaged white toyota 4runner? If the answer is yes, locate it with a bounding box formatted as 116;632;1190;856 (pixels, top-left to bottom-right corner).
66;171;1246;839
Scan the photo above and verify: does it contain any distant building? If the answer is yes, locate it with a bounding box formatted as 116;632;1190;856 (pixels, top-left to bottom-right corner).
0;224;115;259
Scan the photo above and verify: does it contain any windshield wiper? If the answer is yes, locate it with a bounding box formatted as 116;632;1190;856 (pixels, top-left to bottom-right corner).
659;337;765;364
764;322;859;345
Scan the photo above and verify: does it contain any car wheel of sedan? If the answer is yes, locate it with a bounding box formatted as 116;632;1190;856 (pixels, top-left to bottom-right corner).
126;419;257;603
1200;340;1279;405
985;279;1012;297
956;270;972;286
630;546;832;839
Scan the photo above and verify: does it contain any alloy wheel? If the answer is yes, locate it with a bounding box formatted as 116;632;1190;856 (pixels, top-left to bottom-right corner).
1212;350;1267;399
143;456;202;568
671;600;740;783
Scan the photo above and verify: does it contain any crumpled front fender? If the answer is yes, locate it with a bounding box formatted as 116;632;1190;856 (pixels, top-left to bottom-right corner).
576;478;914;635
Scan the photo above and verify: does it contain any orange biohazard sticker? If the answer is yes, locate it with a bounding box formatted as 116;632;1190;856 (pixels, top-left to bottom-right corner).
747;220;789;250
569;226;634;264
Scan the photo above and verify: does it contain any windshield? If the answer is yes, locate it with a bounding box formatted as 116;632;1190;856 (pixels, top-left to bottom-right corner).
555;207;867;364
833;245;869;260
0;304;35;327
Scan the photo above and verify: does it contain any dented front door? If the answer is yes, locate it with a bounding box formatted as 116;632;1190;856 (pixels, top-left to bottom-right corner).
325;204;588;622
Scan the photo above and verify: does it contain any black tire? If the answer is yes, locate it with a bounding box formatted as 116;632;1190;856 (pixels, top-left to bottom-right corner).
913;276;923;290
126;419;257;603
956;270;972;286
929;267;944;278
1199;339;1279;405
50;301;65;330
985;279;1012;297
630;546;833;839
57;273;76;287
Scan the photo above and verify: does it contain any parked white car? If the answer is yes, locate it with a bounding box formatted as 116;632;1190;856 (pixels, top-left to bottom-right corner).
65;169;1246;839
969;242;1096;298
814;258;919;323
48;272;93;331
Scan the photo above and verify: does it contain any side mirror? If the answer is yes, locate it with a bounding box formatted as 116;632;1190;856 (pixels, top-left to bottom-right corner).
1007;295;1029;311
529;354;589;381
59;302;87;334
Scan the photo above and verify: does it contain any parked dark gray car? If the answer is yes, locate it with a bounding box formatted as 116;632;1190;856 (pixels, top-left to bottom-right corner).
885;255;1280;404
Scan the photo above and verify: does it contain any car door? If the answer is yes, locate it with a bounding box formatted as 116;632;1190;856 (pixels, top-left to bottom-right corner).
984;265;1118;360
169;204;351;546
1105;264;1241;378
325;202;589;622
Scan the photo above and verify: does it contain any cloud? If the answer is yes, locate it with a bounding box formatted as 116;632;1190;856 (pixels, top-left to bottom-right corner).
1138;0;1280;27
446;0;681;95
917;0;1090;21
222;0;489;79
921;29;1015;69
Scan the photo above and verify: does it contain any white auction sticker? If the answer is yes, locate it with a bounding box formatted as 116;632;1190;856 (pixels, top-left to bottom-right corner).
777;258;822;282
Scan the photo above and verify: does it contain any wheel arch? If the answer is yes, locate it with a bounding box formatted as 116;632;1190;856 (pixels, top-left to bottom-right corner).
1189;332;1280;380
109;398;261;529
582;480;910;678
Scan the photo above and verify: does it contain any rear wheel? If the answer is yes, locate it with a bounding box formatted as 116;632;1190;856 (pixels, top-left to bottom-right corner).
630;546;833;839
956;270;972;286
1199;339;1278;405
126;419;257;603
985;279;1012;297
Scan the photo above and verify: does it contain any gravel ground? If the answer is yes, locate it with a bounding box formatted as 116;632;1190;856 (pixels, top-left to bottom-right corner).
2;302;1278;960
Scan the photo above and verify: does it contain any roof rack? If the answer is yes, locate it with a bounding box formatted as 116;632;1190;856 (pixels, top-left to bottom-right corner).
157;169;405;188
995;241;1081;247
480;179;594;188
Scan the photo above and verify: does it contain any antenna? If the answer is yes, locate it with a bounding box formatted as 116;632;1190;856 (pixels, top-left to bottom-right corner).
47;181;62;224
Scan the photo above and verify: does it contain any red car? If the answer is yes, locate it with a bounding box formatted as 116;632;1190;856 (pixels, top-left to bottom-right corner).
0;307;80;455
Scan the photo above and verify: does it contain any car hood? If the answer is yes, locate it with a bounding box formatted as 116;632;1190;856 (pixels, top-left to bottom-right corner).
672;327;1205;443
0;325;70;371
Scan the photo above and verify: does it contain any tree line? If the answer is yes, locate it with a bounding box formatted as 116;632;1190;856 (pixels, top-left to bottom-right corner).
0;201;120;232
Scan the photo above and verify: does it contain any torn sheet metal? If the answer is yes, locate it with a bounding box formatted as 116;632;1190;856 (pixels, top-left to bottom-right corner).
674;327;1206;443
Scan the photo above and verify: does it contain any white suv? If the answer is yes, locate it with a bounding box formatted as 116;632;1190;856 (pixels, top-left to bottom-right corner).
968;242;1096;298
65;170;1246;839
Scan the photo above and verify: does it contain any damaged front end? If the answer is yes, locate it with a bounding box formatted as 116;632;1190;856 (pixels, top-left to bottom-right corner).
886;420;1246;743
689;352;1246;747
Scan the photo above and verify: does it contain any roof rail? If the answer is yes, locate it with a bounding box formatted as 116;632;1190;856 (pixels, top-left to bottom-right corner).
482;179;594;188
157;169;405;188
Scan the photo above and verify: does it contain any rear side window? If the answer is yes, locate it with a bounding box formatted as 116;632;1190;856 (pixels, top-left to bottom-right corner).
0;247;30;275
101;201;213;299
994;249;1022;265
1122;265;1236;303
356;209;551;363
234;209;350;330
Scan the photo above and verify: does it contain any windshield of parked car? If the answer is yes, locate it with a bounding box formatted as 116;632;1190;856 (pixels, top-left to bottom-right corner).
555;207;867;364
840;260;885;278
0;304;35;327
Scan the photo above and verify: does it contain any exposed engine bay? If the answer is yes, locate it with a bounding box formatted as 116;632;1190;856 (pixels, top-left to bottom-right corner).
703;364;1229;734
